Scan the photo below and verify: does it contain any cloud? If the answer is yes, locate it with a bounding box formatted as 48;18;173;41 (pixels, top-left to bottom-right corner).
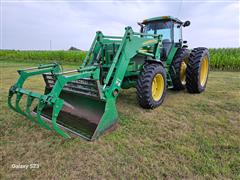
181;2;239;48
1;0;239;50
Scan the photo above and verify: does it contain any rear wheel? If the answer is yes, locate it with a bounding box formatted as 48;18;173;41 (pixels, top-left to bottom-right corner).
186;47;210;93
170;48;190;90
137;63;166;109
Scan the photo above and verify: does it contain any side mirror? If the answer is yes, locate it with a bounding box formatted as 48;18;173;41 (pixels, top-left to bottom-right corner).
183;40;187;44
183;21;191;27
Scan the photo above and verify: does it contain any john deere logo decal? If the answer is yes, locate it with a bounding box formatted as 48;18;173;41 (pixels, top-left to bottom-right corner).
143;39;157;45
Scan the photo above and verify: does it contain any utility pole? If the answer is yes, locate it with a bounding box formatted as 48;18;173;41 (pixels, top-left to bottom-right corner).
50;40;52;50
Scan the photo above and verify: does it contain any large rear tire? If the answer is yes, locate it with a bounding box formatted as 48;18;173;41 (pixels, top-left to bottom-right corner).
137;63;167;109
186;47;210;93
170;48;190;90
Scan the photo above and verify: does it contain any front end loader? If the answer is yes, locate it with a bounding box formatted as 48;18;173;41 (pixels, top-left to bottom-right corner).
8;16;210;140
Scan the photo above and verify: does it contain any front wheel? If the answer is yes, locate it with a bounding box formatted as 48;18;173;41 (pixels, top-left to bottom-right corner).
137;63;167;109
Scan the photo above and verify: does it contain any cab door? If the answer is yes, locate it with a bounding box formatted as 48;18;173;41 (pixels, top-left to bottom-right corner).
173;22;182;46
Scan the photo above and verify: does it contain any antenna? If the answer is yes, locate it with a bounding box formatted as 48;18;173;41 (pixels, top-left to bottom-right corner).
50;40;52;50
177;0;183;18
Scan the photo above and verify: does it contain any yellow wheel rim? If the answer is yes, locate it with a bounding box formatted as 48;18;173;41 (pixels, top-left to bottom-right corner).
180;59;188;85
152;74;164;101
200;56;209;86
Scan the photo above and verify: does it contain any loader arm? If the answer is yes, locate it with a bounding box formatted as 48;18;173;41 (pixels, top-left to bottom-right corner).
92;27;162;137
105;27;161;94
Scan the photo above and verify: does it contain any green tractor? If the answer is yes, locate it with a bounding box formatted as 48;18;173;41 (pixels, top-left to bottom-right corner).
8;16;210;140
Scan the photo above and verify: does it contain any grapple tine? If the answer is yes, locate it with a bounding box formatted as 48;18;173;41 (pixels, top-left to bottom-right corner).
8;89;35;122
36;100;51;130
15;92;25;116
51;99;70;138
8;88;17;112
25;95;36;122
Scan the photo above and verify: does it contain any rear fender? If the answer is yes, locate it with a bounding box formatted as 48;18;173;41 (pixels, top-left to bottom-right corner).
145;59;164;67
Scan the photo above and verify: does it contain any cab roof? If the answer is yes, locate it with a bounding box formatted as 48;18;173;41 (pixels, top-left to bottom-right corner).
142;16;183;24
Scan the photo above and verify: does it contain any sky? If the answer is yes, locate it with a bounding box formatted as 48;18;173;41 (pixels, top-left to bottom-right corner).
1;0;239;50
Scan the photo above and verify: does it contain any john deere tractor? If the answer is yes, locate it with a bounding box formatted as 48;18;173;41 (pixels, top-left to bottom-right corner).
8;16;210;140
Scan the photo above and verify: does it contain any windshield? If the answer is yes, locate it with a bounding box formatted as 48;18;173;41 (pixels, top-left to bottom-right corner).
143;21;172;41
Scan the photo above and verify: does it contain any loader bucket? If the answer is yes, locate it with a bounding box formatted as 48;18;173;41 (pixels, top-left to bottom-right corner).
38;73;118;140
8;64;118;140
38;90;118;140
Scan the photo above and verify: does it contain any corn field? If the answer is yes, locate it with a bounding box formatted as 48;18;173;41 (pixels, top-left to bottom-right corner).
0;48;239;70
0;50;87;65
209;48;240;70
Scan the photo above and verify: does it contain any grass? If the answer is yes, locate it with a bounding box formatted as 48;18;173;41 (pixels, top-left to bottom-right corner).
0;62;240;179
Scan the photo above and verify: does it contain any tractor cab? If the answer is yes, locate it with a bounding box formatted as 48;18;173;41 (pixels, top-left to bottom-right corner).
139;16;190;59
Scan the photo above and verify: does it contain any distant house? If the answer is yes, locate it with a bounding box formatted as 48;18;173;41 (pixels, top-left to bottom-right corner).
68;46;80;51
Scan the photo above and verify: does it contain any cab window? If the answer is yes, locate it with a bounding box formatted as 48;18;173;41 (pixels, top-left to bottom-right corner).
143;21;172;41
